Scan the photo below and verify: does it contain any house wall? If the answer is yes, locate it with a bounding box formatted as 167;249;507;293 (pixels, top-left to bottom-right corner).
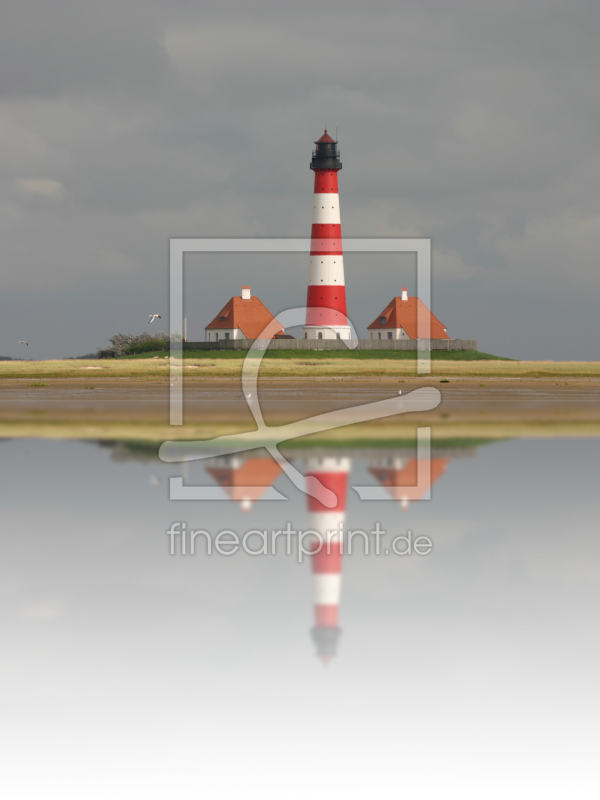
303;325;352;341
369;328;410;341
205;328;243;342
187;338;477;351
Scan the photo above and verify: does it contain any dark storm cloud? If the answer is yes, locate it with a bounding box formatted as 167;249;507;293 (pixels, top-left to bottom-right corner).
1;0;599;358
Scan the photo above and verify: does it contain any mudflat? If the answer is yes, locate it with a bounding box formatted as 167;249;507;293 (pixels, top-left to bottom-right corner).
1;377;598;441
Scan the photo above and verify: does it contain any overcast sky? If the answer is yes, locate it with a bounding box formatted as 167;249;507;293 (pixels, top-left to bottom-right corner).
1;0;599;360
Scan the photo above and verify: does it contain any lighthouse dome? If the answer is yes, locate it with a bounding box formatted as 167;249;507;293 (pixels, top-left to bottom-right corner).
315;129;336;144
311;129;341;171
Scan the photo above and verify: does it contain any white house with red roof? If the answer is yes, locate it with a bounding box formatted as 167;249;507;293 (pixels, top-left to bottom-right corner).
205;286;284;342
367;288;450;341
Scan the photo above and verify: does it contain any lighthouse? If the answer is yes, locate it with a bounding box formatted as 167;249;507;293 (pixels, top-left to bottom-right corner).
303;130;351;340
305;456;351;663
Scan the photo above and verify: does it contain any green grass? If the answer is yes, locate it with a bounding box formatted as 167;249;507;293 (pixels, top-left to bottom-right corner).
119;348;511;361
93;436;503;462
2;357;598;380
27;382;49;387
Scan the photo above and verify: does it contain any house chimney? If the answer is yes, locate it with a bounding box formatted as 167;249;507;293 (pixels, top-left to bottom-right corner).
241;286;251;300
401;288;408;301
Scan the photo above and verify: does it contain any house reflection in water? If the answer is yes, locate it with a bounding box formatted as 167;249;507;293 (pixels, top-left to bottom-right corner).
368;455;450;510
205;455;283;512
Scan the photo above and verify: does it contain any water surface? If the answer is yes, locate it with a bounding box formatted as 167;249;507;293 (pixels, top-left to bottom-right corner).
1;437;598;798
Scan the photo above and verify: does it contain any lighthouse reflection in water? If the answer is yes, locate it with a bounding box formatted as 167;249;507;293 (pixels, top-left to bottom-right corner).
202;445;454;664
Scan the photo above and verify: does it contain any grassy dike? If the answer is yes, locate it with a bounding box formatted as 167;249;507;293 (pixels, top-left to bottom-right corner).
1;351;599;379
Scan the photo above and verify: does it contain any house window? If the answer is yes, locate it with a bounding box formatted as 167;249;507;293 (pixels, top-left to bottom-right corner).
387;331;393;340
304;332;307;339
378;332;381;340
380;317;386;324
219;316;227;321
225;332;230;340
215;333;219;342
318;332;323;340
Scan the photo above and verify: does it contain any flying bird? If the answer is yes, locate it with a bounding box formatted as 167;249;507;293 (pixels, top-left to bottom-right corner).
148;314;161;324
18;341;29;346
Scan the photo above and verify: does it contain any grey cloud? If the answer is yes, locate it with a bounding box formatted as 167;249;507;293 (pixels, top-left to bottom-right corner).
1;0;599;359
0;0;169;99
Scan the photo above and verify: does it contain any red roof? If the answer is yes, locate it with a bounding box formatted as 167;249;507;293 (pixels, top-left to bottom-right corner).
369;458;449;502
367;296;449;339
206;295;284;339
316;129;336;144
206;458;283;504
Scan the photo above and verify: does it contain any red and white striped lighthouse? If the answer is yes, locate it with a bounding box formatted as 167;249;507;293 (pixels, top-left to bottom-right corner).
305;456;351;663
303;130;351;340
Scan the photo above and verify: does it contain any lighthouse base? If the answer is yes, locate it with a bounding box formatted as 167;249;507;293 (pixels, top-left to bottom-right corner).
303;325;352;341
